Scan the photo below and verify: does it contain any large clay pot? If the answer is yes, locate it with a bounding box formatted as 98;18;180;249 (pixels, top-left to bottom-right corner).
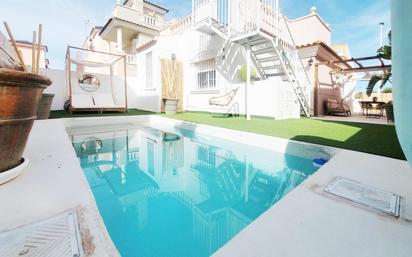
392;1;412;166
36;93;55;119
163;98;179;115
0;68;52;172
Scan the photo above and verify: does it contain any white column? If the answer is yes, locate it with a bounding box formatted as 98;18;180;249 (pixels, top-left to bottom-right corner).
246;46;251;120
116;27;123;52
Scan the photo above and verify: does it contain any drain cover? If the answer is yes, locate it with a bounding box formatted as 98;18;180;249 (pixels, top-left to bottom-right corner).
0;210;83;257
325;177;401;217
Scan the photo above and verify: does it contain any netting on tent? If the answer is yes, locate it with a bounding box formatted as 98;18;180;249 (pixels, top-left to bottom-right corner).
65;46;127;112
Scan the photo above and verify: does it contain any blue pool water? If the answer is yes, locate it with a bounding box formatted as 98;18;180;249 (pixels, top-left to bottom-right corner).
72;126;319;257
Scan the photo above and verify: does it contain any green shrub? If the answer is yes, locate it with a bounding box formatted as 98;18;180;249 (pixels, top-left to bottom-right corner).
382;87;392;93
240;65;257;81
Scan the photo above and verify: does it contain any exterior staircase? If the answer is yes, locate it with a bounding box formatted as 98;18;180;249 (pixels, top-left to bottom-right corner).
231;29;311;117
236;33;311;117
193;0;312;117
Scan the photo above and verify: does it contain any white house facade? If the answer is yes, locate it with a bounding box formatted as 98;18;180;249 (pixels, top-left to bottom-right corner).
71;0;354;119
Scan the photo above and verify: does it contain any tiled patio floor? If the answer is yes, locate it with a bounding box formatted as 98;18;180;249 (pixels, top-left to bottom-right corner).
314;113;392;125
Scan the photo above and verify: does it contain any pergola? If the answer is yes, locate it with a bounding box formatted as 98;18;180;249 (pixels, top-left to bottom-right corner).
326;55;391;74
314;55;392;116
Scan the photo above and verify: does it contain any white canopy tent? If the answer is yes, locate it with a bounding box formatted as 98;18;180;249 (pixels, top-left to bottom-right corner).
66;46;128;113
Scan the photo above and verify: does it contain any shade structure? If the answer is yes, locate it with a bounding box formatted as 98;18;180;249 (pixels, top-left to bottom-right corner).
65;46;128;112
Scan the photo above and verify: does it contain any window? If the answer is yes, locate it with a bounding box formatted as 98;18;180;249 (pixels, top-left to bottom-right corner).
196;60;217;90
197;145;216;168
197;70;216;89
145;51;153;89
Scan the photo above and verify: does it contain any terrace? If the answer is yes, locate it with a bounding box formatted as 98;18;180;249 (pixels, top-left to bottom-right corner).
1;113;410;257
111;4;166;31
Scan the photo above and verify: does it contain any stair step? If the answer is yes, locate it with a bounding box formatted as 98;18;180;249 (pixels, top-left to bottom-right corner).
253;48;275;55
256;56;279;63
262;65;281;70
266;72;286;77
248;38;271;47
236;35;262;45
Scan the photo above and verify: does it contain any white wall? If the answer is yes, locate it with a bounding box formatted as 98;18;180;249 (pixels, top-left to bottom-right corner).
185;78;300;119
43;69;68;111
288;15;331;46
135;46;162;112
134;25;302;119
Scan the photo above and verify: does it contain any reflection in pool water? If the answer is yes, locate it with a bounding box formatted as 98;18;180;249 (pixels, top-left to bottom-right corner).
72;126;318;257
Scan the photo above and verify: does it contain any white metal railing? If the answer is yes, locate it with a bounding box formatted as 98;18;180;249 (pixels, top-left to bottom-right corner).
112;4;165;30
277;15;312;108
232;0;279;37
260;3;277;35
230;0;260;36
192;0;227;31
192;0;280;38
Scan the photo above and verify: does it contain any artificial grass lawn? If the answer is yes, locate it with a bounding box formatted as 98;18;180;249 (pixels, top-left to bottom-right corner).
49;110;405;160
49;109;154;119
162;112;405;160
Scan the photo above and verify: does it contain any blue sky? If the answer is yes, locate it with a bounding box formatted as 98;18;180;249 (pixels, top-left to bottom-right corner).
0;0;390;71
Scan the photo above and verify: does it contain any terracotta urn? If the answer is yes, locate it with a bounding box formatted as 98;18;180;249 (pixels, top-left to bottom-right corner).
0;68;52;172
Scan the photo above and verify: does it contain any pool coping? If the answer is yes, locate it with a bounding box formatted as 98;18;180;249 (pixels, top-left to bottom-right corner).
1;115;411;257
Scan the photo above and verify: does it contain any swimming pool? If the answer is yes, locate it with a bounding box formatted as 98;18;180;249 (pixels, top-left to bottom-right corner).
71;124;321;257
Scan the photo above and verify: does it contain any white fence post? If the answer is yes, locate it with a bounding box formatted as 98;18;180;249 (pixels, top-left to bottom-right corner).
246;46;251;120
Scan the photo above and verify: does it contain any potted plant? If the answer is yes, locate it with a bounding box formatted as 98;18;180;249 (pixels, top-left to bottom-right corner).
0;23;52;184
163;98;179;115
240;65;257;81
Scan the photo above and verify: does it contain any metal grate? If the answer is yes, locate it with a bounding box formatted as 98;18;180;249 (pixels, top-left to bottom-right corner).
0;210;83;257
325;177;401;217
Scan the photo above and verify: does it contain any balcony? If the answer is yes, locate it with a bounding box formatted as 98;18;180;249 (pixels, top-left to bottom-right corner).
193;0;283;39
112;4;165;31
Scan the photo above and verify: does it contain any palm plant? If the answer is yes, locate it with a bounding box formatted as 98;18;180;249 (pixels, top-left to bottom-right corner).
367;31;392;96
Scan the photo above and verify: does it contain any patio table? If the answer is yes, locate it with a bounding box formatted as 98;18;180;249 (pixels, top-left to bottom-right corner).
359;101;386;118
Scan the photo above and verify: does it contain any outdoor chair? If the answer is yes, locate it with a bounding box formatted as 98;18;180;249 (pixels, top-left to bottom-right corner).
360;102;371;116
209;87;240;116
326;98;351;116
